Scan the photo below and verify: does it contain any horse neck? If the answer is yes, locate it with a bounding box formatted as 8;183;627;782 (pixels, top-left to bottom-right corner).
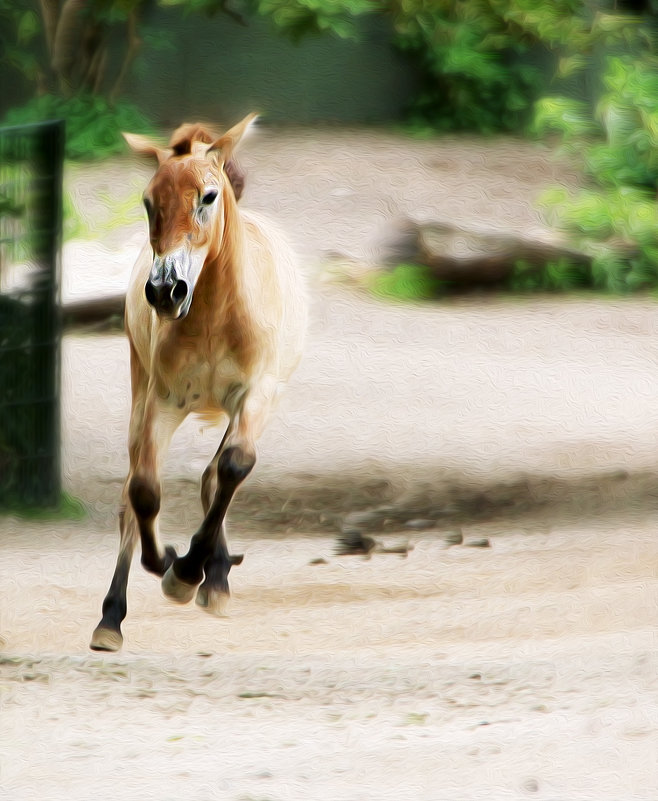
188;182;250;332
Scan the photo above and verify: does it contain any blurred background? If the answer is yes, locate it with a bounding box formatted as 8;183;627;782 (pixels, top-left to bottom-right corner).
2;0;658;522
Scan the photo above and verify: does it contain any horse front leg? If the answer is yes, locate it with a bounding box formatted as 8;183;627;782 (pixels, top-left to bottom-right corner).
90;380;181;651
90;344;148;651
89;486;139;652
128;393;183;578
162;391;270;605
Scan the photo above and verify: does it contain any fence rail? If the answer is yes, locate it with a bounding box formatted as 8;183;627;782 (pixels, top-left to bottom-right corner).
0;120;64;508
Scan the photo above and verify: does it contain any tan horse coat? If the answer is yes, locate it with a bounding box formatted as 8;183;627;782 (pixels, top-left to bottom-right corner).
90;115;306;651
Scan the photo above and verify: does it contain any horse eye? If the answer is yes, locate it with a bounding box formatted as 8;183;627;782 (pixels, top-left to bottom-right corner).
201;190;218;206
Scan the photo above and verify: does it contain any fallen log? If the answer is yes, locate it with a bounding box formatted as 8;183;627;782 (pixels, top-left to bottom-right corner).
375;218;642;289
62;294;125;330
413;221;591;286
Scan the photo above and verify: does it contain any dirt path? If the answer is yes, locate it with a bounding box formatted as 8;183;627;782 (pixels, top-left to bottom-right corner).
2;518;658;800
2;129;658;800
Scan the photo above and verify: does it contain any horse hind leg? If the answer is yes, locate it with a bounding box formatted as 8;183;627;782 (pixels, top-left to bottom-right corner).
194;524;244;615
162;440;256;606
163;389;271;606
194;431;244;615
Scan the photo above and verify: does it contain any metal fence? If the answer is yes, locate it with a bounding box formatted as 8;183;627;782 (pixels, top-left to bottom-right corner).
0;120;64;508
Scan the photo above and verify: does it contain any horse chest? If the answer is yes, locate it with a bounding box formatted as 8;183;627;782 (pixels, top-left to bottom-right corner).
154;351;247;416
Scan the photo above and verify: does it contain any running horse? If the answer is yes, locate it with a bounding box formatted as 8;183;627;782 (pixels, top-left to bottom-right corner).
90;114;307;651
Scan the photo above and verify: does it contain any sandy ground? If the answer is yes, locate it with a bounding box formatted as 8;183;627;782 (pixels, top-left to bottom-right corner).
2;129;658;800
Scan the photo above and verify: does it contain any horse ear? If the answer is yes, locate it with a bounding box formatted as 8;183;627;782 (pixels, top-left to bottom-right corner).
122;133;172;165
207;113;259;164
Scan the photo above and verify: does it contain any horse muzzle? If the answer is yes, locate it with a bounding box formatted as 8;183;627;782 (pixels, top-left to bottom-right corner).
145;251;193;319
145;276;190;318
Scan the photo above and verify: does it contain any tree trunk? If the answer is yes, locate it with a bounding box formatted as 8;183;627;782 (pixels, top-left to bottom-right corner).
51;0;91;93
82;28;107;93
39;0;60;59
109;11;141;103
92;46;108;95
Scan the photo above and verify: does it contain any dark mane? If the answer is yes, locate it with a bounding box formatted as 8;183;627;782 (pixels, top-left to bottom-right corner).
168;122;218;155
169;122;246;201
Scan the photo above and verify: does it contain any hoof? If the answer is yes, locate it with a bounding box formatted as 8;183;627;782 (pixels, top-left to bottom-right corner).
195;587;231;617
141;544;178;577
90;626;123;652
161;564;198;604
164;544;178;568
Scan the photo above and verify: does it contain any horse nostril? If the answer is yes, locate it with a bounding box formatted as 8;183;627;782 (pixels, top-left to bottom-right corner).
171;279;188;305
145;280;158;307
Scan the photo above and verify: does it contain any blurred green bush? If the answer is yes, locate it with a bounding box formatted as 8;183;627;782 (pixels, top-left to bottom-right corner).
368;262;447;301
388;0;638;136
534;53;658;292
3;94;154;161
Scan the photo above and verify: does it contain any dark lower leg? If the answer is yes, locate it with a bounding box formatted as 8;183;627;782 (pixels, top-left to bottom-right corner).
90;509;135;651
196;524;244;608
201;423;233;516
201;461;217;517
129;474;177;576
171;446;254;588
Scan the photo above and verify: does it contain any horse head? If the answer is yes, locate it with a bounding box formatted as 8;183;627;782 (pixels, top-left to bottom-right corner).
123;113;257;320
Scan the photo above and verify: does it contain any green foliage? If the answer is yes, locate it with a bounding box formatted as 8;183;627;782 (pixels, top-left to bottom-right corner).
507;257;590;293
390;1;541;133
2;0;653;145
535;53;658;292
62;191;88;240
390;1;647;135
533;96;597;141
3;94;154;160
535;57;658;189
0;492;87;520
250;0;373;40
0;0;41;83
159;0;371;39
368;263;446;301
